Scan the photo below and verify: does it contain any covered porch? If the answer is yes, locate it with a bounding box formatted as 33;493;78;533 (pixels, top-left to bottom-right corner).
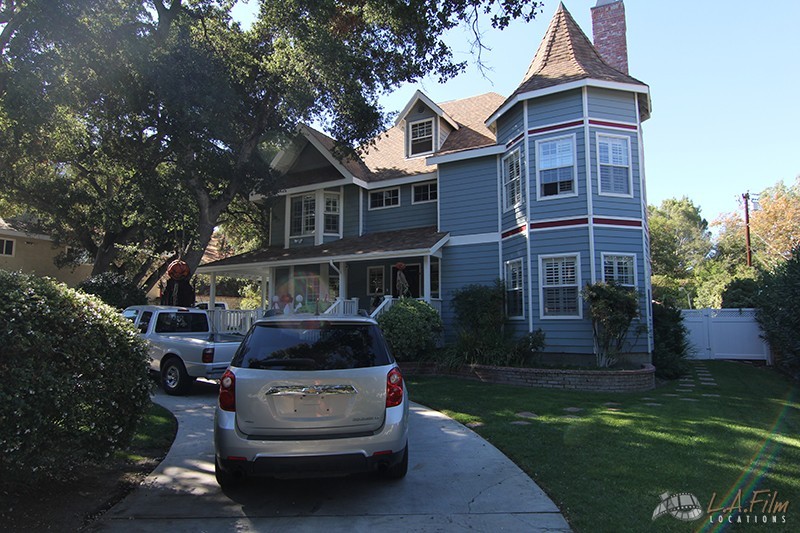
196;226;449;332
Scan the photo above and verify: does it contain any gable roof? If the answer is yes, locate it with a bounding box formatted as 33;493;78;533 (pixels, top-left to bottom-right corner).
394;90;459;130
487;2;649;126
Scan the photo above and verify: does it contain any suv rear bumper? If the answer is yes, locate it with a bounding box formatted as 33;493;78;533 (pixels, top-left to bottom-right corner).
214;400;408;478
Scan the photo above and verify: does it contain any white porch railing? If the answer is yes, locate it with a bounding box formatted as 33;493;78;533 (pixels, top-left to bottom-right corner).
207;309;264;334
323;298;360;316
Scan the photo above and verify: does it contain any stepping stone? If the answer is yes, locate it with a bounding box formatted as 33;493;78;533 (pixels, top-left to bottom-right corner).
644;403;662;407
563;407;584;413
680;398;700;402
676;389;694;393
603;402;622;407
466;421;485;428
605;407;622;412
700;382;718;386
516;411;538;419
662;393;679;397
641;397;655;400
702;394;721;398
510;421;531;426
562;415;581;419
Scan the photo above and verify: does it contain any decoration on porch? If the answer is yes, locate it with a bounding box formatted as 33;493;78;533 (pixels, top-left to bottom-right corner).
160;259;195;307
395;262;410;298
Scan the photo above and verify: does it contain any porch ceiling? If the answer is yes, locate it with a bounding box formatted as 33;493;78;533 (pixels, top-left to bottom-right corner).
196;226;449;276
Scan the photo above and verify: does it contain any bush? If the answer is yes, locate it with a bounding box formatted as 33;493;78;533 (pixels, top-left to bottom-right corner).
0;271;151;483
651;300;691;379
377;298;442;361
583;282;640;367
757;248;800;378
78;271;148;310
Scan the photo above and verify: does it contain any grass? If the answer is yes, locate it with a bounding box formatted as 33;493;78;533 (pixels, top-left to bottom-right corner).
408;361;800;532
121;401;177;462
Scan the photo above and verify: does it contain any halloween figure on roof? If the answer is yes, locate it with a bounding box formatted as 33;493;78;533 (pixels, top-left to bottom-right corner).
160;259;196;307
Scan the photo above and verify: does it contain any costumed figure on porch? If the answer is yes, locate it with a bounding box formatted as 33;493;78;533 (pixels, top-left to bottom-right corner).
395;262;410;298
160;259;196;307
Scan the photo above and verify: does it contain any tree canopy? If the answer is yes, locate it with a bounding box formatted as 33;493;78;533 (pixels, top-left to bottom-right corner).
0;0;542;289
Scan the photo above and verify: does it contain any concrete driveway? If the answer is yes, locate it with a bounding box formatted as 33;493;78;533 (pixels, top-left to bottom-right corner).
90;380;570;532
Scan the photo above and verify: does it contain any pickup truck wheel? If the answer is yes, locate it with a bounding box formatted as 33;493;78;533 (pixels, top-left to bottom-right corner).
161;357;194;396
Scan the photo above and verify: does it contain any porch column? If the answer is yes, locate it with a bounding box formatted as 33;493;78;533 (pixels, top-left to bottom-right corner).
339;261;348;299
260;272;268;309
423;255;431;303
267;266;276;307
319;262;329;302
209;272;217;308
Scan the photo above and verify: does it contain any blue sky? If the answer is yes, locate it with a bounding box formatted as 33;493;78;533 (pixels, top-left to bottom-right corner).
234;1;800;227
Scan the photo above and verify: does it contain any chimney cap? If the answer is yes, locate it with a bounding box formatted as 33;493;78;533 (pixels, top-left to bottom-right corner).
594;0;621;6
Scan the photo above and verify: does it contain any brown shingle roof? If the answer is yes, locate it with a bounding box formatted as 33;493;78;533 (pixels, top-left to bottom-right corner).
438;93;505;154
493;2;648;120
198;226;448;270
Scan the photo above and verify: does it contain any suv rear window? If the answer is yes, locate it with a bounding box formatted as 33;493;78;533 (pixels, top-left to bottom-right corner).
232;321;392;371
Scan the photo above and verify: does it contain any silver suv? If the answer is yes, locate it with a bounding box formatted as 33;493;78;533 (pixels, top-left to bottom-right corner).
214;314;409;487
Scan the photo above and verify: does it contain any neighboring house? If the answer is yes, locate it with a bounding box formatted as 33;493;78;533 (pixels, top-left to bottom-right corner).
198;1;654;361
0;217;92;287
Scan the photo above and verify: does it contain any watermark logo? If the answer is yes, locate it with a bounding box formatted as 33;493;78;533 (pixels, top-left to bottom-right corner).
652;492;704;522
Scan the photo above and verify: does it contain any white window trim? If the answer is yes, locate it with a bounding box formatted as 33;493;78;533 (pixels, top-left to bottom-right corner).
407;118;435;158
288;193;316;238
368;187;401;211
502;149;523;212
411;181;438;205
538;253;583;320
601;252;637;288
0;237;15;257
322;190;342;236
367;266;385;296
505;258;525;320
596;133;633;198
535;133;578;202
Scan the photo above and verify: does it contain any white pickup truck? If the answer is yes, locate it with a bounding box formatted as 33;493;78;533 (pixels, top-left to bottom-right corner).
123;305;244;395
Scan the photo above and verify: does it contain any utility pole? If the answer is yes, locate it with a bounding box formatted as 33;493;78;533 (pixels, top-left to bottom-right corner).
742;192;752;267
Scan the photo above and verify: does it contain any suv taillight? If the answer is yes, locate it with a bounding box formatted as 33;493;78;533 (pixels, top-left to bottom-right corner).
219;369;236;411
202;347;215;363
386;367;404;408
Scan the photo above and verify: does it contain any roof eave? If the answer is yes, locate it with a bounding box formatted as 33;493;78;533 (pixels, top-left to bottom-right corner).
394;90;459;130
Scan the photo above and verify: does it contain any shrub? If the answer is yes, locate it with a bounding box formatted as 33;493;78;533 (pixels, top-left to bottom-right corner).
508;329;547;367
448;281;508;365
582;282;640;367
651;300;691;379
377;298;442;361
78;271;148;310
757;248;800;378
0;271;151;483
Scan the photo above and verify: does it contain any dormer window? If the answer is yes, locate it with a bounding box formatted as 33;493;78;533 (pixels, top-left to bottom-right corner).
408;119;434;156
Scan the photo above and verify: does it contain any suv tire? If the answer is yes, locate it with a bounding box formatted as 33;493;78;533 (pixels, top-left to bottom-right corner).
383;444;408;479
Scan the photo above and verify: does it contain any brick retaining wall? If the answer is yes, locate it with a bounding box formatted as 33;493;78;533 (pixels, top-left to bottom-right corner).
400;362;655;392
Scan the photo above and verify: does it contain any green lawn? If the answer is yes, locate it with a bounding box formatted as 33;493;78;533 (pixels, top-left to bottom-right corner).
408;362;799;532
119;401;177;462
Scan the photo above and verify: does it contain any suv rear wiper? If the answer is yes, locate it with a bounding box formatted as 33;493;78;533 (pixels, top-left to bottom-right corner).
248;358;316;370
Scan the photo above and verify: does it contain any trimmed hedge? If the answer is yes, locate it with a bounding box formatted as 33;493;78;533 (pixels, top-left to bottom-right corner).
77;271;148;310
377;298;442;361
0;270;151;483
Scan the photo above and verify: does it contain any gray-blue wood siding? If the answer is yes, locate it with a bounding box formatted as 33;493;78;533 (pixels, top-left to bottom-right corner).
440;242;500;338
342;185;360;237
586;87;637;123
588;128;643;219
527;89;583;128
530;227;594;353
363;184;437;233
269;197;286;247
502;234;528;337
496;103;524;145
438;156;498;236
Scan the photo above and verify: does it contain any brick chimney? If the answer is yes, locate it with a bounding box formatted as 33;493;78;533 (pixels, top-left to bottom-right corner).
591;0;628;74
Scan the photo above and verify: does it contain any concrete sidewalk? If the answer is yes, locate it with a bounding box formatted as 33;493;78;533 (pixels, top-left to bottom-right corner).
90;380;570;532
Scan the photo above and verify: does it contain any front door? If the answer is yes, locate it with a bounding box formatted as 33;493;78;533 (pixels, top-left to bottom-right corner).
391;264;420;298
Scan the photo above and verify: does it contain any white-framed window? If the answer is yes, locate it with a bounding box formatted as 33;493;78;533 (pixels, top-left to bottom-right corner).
412;182;437;204
369;188;400;210
430;258;440;299
367;266;385;295
597;134;632;196
505;259;524;319
0;238;15;257
289;194;316;236
408;118;434;156
540;254;581;318
323;192;340;234
602;253;636;287
537;135;576;199
503;149;522;211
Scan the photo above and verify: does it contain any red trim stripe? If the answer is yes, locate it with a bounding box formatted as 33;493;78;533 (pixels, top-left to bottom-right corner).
501;225;526;239
529;217;588;230
528;120;583;136
505;132;524;147
593;217;642;227
588;119;638;131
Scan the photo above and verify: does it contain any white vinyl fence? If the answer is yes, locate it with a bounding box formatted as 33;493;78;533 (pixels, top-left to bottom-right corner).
680;308;772;363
